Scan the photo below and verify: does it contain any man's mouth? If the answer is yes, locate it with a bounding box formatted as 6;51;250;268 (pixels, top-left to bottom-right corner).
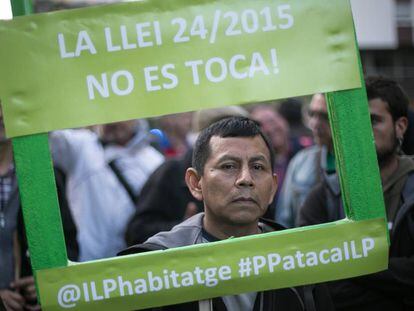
232;197;257;204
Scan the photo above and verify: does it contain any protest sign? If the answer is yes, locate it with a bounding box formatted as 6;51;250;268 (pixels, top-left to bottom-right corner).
0;0;360;137
37;218;387;310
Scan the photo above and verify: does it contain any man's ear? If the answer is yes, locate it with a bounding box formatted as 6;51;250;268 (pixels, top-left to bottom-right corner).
268;173;278;205
395;116;408;140
185;168;203;201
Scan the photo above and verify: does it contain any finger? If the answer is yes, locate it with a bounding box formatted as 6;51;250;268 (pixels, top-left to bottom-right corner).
22;285;37;301
23;304;41;311
11;276;35;289
23;291;37;302
6;291;25;304
3;292;25;311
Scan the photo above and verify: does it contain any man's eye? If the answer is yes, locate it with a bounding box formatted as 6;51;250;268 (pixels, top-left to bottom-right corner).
253;164;265;170
371;117;380;125
221;163;236;170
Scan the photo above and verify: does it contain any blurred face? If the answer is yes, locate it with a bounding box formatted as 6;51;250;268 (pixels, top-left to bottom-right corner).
369;98;407;165
186;135;277;231
251;107;289;152
308;94;332;149
160;112;193;137
101;120;137;146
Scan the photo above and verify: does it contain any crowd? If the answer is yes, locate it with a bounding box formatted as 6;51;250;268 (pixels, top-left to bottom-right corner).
1;76;413;310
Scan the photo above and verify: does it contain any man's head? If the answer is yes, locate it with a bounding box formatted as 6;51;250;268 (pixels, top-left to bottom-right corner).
251;105;289;154
191;117;275;174
308;94;332;150
366;77;409;166
185;117;278;237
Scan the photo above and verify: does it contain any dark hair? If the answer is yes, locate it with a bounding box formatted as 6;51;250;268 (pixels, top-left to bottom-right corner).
192;117;275;175
366;76;409;121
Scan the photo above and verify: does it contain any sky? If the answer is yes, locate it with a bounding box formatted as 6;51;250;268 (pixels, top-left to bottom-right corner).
0;0;12;20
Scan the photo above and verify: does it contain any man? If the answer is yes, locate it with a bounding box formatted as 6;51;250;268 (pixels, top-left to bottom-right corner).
299;77;414;310
276;94;335;228
121;117;333;310
100;119;164;204
251;105;305;218
50;119;163;261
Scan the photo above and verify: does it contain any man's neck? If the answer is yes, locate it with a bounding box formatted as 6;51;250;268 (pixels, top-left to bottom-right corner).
203;216;260;240
0;140;13;175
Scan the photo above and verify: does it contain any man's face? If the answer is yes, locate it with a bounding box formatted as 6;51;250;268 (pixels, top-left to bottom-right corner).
251;107;289;153
369;98;402;164
308;94;332;149
188;135;277;227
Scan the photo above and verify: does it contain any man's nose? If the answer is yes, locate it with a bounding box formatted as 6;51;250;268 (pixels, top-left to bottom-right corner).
236;166;254;187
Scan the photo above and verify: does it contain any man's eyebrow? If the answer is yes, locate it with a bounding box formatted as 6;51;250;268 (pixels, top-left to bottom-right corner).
216;154;270;164
249;155;270;164
370;113;382;119
217;155;241;162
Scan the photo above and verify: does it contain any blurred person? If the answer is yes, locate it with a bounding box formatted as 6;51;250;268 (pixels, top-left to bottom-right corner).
251;105;301;206
278;98;313;148
0;107;78;310
50;118;163;261
120;117;334;310
100;119;164;203
150;112;193;158
276;94;335;227
299;77;414;310
125;106;249;245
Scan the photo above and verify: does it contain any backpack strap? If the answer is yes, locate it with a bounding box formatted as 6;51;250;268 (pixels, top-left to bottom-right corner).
108;159;138;204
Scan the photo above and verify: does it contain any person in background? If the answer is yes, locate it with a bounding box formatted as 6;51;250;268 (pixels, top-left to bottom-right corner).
125;106;249;246
276;94;335;228
299;77;414;310
50;118;163;261
100;119;164;204
251;104;301;218
0;107;78;310
150;112;193;158
278;98;313;149
402;106;414;155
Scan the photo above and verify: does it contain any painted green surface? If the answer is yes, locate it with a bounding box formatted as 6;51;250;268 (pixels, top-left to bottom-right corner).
12;135;68;271
327;90;385;221
0;0;360;137
326;40;385;222
7;0;388;310
10;0;32;16
37;218;387;311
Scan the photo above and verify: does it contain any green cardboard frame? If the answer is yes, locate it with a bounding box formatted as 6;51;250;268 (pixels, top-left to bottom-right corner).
9;0;387;309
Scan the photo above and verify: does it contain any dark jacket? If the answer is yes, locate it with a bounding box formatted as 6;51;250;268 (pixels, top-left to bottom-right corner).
0;167;78;290
299;157;414;310
121;213;334;311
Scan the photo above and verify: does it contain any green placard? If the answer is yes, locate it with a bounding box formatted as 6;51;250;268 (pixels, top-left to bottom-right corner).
37;218;387;311
5;0;388;310
0;0;360;137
